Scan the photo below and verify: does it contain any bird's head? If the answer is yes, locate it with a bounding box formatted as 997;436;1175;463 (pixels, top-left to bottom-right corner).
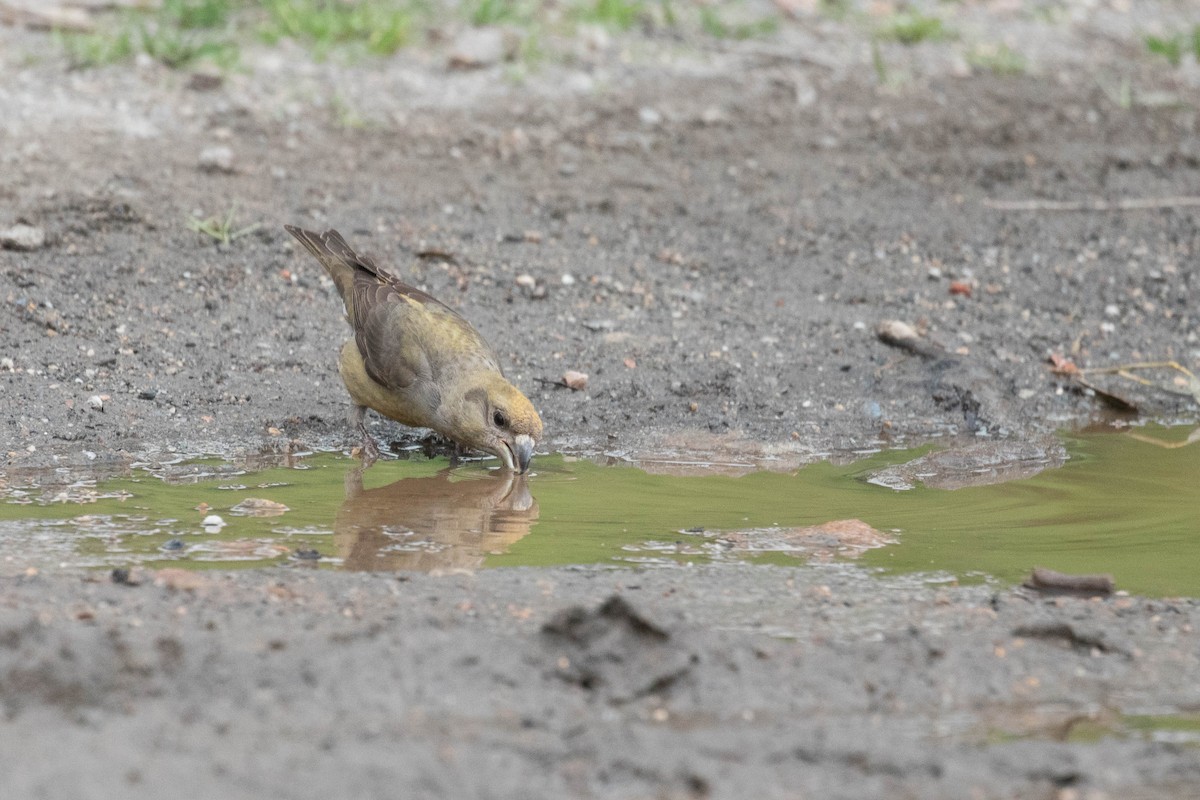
455;375;543;473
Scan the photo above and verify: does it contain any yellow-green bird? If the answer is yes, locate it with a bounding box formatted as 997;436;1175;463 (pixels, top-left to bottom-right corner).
285;225;542;472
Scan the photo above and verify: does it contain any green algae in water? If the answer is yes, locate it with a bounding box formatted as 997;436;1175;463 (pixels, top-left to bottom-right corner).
1;425;1198;597
858;425;1200;596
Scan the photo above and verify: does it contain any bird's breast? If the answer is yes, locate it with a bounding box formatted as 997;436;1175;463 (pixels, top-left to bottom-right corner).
337;340;436;429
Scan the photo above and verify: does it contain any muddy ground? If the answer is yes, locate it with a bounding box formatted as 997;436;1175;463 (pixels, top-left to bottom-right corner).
2;1;1200;798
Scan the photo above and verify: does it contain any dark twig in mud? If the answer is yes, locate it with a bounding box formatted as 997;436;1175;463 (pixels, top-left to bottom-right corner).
1048;355;1138;412
1080;361;1200;404
983;196;1200;212
415;248;459;263
1023;567;1115;597
1012;620;1130;656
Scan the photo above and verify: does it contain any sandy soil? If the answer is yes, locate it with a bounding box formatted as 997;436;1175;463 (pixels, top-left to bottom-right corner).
1;1;1199;797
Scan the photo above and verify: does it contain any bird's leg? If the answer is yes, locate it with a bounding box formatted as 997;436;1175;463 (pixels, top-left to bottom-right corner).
349;404;380;465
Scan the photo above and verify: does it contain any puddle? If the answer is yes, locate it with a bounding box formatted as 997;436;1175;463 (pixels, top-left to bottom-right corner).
986;712;1200;746
0;425;1197;595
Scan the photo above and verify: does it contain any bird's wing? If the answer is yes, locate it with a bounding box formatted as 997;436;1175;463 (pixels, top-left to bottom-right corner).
287;225;502;390
354;280;502;391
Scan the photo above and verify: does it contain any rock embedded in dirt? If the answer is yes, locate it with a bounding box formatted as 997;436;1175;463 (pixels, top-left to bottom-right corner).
198;146;235;174
562;370;588;391
0;223;45;251
447;27;517;69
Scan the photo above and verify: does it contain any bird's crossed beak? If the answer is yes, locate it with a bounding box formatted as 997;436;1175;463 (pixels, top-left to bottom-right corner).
504;433;536;474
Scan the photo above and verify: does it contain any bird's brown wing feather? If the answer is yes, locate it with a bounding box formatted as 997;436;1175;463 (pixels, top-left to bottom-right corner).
285;225;500;391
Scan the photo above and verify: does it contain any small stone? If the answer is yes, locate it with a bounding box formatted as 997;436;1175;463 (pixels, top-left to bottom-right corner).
448;27;517;69
1;223;46;251
1104;304;1120;318
198;145;235;173
0;358;13;371
86;394;104;411
201;514;226;532
154;569;210;591
638;106;663;126
138;388;159;400
294;548;321;561
515;274;536;289
111;567;149;586
187;71;223;92
562;370;588;391
161;538;185;551
561;274;576;286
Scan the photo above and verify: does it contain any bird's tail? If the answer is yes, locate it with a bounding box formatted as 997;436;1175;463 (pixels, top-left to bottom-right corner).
283;225;360;302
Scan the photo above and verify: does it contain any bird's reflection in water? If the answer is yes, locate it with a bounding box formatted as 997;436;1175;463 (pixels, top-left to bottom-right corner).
335;466;539;571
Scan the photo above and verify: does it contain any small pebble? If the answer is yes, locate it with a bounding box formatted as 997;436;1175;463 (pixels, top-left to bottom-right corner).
562;370;588;391
1;223;46;251
86;394;104;411
161;538;185;551
447;27;515;69
111;567;146;586
638;106;663;126
198;145;235;173
294;548;321;561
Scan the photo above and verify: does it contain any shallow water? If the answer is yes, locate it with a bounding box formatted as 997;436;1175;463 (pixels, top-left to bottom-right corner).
1;424;1197;596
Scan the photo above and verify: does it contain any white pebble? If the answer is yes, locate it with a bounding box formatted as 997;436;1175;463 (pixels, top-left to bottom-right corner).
638;106;663;126
86;395;104;411
198;145;235;173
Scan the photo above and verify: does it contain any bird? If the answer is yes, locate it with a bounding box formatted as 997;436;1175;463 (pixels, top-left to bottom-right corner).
284;225;542;472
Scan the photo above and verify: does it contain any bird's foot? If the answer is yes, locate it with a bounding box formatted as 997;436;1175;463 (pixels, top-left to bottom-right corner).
355;432;381;466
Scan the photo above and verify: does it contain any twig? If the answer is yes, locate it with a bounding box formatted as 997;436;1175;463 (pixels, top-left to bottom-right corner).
983;196;1200;212
1023;567;1115;597
1081;361;1200;401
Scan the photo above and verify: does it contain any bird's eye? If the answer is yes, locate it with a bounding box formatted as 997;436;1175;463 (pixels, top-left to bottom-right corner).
493;409;508;428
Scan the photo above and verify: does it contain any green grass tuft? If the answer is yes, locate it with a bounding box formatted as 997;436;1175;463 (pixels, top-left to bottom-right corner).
189;205;261;246
259;0;416;58
56;0;240;70
876;11;952;45
966;43;1027;76
698;7;777;40
167;0;239;30
1145;33;1184;66
573;0;646;31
